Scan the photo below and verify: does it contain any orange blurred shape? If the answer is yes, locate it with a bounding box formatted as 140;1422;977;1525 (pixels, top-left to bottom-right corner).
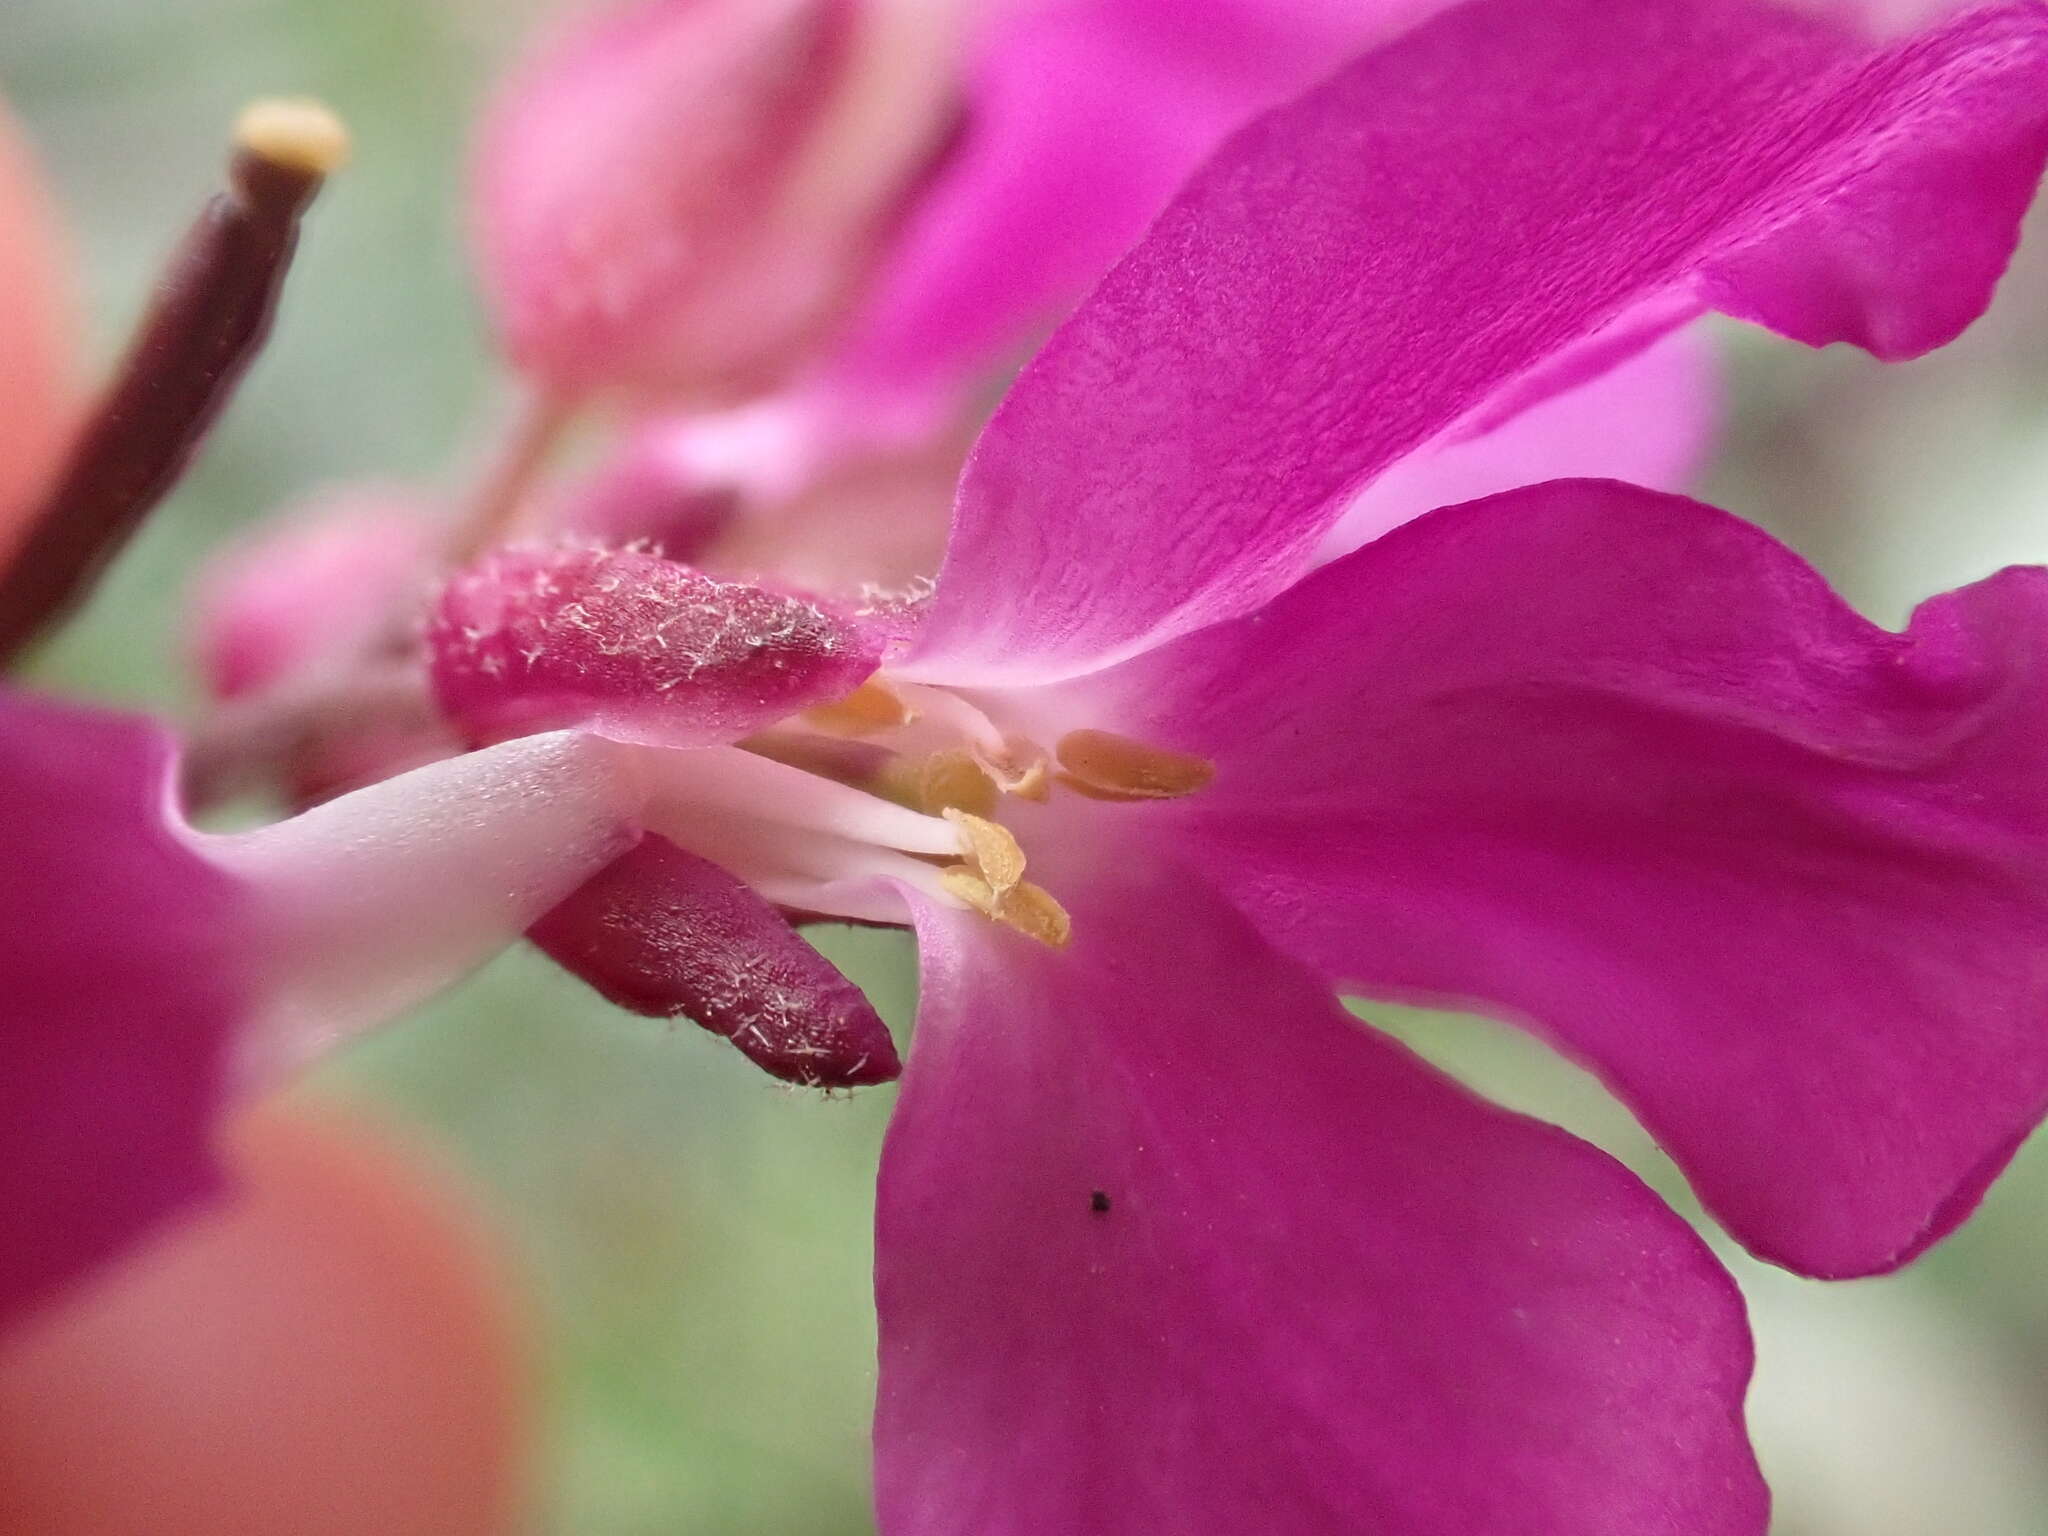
0;100;75;561
0;1098;534;1536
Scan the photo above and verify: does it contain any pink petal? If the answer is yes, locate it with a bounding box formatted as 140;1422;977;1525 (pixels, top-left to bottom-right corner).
906;0;2048;686
0;694;247;1331
1323;323;1719;559
471;0;849;396
559;397;972;599
471;0;956;400
530;833;900;1087
877;860;1763;1534
427;544;879;748
200;731;644;1087
188;488;432;701
554;424;739;566
811;0;1431;436
1091;479;2048;1279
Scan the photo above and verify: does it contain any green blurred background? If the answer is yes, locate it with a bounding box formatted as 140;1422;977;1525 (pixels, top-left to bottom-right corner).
8;2;2048;1531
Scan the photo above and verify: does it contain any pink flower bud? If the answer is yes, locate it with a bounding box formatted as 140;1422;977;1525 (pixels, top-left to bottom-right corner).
471;0;962;401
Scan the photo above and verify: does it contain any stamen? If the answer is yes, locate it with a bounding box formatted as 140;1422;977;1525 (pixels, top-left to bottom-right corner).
0;99;346;666
1000;881;1073;948
803;676;916;735
636;744;961;856
939;866;1071;948
943;808;1026;894
977;735;1051;802
755;858;950;925
893;680;1007;755
939;865;997;913
1055;728;1215;801
909;750;999;817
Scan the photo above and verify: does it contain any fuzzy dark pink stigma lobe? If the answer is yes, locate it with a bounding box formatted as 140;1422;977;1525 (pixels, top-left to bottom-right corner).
427;542;879;747
532;835;900;1088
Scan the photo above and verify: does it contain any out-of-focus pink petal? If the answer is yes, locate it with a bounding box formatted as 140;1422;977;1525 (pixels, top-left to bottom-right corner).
189;489;433;702
812;0;1432;435
906;0;2048;686
199;732;644;1087
0;1099;533;1536
427;544;879;748
473;0;850;396
0;694;246;1333
709;441;966;599
1090;480;2048;1279
472;0;957;400
561;397;968;597
0;102;75;563
877;858;1763;1534
1323;324;1719;559
531;834;900;1087
555;426;739;566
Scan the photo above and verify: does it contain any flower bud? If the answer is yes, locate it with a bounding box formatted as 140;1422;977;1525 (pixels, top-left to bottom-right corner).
471;0;961;401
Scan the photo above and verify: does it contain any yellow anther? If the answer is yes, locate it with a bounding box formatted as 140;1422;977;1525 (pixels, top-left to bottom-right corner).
940;864;998;914
1055;728;1215;801
804;677;916;735
234;98;351;176
938;865;1071;949
999;881;1072;948
944;808;1026;894
915;751;999;817
1010;763;1052;802
979;736;1052;802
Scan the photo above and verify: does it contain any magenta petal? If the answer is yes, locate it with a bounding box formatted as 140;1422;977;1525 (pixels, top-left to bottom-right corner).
1323;323;1718;559
812;0;1427;433
427;544;879;748
907;0;2048;684
531;833;899;1087
877;861;1764;1534
1097;479;2048;1279
0;693;247;1330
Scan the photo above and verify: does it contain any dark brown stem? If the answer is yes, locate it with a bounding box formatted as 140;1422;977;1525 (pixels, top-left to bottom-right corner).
0;103;346;667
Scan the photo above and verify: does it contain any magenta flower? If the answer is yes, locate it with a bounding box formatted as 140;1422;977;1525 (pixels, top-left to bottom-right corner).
478;0;1717;592
419;1;2048;1526
0;697;243;1330
0;692;661;1331
0;97;732;1332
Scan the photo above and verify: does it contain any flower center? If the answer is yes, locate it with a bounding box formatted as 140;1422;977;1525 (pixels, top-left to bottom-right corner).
674;675;1216;946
